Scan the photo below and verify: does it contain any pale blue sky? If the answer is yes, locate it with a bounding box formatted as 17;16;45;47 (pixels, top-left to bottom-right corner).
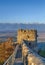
0;0;45;23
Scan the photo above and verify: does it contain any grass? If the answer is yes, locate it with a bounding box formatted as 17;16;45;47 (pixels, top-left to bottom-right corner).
38;49;45;58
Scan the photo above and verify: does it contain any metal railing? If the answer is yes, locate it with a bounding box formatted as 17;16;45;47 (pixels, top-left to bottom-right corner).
3;45;19;65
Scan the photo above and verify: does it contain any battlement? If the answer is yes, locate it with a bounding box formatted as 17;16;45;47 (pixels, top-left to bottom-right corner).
17;29;37;44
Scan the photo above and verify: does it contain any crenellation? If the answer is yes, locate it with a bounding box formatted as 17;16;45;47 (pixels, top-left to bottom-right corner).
17;29;37;44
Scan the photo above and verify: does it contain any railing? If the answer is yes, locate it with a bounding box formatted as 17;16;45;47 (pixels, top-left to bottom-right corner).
3;45;19;65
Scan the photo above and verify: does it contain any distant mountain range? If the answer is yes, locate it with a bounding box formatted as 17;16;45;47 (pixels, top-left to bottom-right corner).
0;23;45;33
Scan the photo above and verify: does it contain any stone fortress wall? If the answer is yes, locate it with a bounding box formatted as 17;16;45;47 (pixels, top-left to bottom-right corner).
17;29;45;65
17;29;37;44
22;42;45;65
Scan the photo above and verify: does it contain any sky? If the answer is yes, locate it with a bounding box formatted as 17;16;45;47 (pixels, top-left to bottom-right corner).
0;0;45;23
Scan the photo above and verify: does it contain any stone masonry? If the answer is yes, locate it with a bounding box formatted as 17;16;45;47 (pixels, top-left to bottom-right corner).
17;29;37;48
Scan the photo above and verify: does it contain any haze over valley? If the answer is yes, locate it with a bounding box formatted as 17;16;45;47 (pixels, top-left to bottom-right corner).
0;23;45;42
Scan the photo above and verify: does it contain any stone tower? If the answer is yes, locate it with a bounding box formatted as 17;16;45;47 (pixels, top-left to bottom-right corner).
17;29;37;47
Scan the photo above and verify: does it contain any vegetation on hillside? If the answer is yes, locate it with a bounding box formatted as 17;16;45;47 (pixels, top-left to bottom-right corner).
38;49;45;58
0;38;15;65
